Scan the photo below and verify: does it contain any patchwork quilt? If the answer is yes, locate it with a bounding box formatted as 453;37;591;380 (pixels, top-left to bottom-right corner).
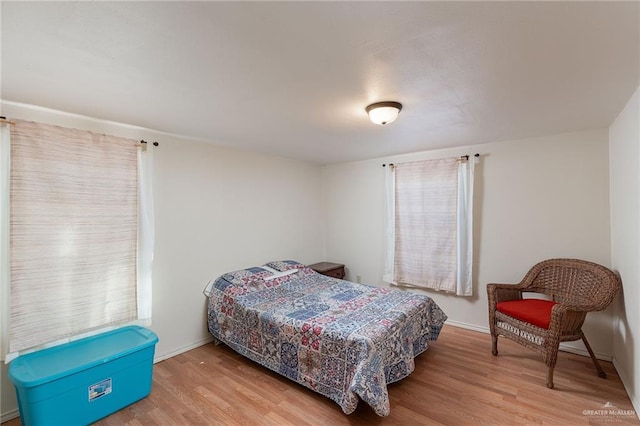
205;261;447;416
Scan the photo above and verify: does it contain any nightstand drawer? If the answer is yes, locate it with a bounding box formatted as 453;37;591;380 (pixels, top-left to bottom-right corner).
308;262;345;280
323;266;345;279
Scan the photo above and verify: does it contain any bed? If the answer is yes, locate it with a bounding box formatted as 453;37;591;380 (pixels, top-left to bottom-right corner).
204;260;447;416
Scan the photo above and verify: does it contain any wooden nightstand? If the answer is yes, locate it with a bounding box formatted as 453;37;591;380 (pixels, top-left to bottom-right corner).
308;262;345;279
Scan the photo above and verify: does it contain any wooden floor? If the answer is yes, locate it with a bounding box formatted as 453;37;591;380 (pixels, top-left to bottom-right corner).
4;326;638;425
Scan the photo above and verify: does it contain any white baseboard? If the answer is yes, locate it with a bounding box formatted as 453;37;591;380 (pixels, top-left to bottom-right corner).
559;342;612;362
1;408;19;423
613;358;639;418
445;320;612;361
445;319;491;335
153;336;215;363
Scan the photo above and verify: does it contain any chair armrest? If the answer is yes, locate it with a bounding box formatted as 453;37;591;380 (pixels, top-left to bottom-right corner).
548;303;588;336
487;283;523;305
558;300;612;312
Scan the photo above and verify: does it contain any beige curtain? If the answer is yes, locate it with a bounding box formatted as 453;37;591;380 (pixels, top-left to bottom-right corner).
384;156;475;295
8;120;139;353
393;158;459;291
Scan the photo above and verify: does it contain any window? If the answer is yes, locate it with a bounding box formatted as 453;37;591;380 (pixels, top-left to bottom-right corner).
384;156;474;296
2;120;154;360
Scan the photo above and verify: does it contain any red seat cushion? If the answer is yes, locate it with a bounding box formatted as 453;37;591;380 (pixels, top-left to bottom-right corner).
496;299;557;329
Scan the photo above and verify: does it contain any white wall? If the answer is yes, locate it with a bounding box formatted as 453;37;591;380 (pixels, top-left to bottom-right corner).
323;129;613;357
0;102;325;420
610;85;640;414
0;100;628;419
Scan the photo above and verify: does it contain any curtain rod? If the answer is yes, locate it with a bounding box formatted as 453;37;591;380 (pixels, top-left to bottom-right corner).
0;116;16;126
459;153;480;161
382;153;479;167
1;117;161;148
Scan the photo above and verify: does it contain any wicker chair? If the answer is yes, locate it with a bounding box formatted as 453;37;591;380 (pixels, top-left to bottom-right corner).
487;258;620;389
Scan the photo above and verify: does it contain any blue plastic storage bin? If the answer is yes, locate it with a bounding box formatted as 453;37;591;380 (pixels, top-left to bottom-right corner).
9;325;159;426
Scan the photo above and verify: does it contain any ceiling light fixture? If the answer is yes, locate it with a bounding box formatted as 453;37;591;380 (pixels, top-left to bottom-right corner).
365;101;403;125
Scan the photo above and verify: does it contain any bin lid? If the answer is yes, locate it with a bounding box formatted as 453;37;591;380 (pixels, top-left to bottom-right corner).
9;326;159;388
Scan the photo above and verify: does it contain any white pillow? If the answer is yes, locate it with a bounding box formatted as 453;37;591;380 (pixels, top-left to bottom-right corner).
264;269;299;281
261;266;280;274
203;279;216;297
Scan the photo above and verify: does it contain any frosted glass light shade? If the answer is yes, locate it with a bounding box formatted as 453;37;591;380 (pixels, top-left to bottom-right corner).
366;101;402;125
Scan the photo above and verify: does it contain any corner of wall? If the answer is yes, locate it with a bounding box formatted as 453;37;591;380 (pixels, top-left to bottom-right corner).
609;84;640;417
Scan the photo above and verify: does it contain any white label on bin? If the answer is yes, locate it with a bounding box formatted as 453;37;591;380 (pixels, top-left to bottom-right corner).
88;378;112;402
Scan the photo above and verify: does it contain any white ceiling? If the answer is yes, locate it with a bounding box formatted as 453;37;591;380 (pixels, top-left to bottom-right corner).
2;1;639;164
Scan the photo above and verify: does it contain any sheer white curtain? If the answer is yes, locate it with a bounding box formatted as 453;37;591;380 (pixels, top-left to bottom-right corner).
456;158;474;296
137;144;154;323
4;120;154;361
382;165;396;284
383;156;474;296
0;123;11;360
